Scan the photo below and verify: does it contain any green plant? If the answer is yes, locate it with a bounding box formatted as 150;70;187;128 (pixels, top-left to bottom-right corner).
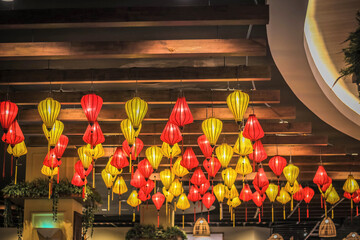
125;224;187;240
334;11;360;95
163;226;187;240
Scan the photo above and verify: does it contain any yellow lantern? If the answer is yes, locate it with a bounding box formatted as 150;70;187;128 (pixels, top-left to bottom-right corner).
113;176;128;215
41;165;59;199
222;167;237;189
216;143;234;168
38;97;61;130
161;142;181;159
276;187;291;220
160;169;175;190
125;97;148;130
225;184;239;200
266;183;279;222
233;131;253;156
172;157;189;179
213;183;226;220
227;196;241;227
105;157;122;176
226;90;249;125
120;119;141;146
235;156;252;186
343;174;359;194
42;120;64;148
326;187;340;219
285;180;300;211
127;190;142;222
7;141;27;184
85;143;104;188
169;179;183;197
146;146;163;170
102;169;115;211
283;163;299;186
176;193;190;229
78;146;93;170
201;118;223;147
163;187;174;217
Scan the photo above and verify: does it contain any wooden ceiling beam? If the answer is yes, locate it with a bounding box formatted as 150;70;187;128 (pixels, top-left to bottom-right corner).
0;5;269;29
18;106;296;122
2;89;280;106
0;66;271;85
0;39;266;60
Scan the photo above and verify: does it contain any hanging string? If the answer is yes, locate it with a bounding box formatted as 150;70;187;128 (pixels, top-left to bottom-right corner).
211;90;214;117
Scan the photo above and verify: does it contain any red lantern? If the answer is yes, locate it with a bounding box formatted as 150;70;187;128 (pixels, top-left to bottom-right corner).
0;100;18;133
81;94;103;124
344;191;353;200
252;168;269;195
123;138;144;160
188;185;201;202
2;120;24;146
130;169;146;189
190;167;207;186
71;172;85;187
303;186;315;218
202;192;215;222
197;135;214;159
83;121;105;147
181;147;199;170
169;96;193;129
199;179;210;195
75;160;93;180
138;158;153;179
160;121;182;146
313;166;329;187
293;184;304;222
240;183;253;222
110;147;129;170
248;140;267;171
152;192;165;227
252;191;266;222
242;114;264;141
140;179;155;196
353;190;360;217
43;149;59;169
269;155;287;178
203;157;221;180
138;188;150;202
54;135;68;160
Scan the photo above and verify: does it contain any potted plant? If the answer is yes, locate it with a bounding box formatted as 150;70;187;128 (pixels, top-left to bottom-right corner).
125;224;187;240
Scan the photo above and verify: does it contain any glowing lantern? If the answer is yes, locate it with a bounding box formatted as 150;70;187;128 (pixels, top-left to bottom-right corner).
81;93;103;124
74;160;92;180
199;180;211;195
54;135;68;160
160;169;175;190
228;196;241;227
163;187;174;216
222;168;237;189
252;191;266;222
176;193;190;228
138;158;154;179
277;187;291;220
160;121;182;146
84;143;104;187
283;163;299;186
172;157;189;179
252;167;269;195
161;142;181;159
138;189;149;202
123;138;144;160
203;157;221;180
197;135;214;159
313;166;331;189
110;147;129;170
0;100;18;133
214;183;226;220
38;97;61;130
43;149;59;169
266;183;279;222
269;155;287;185
130;169;146;189
71;173;84;187
169;179;183;197
41;165;58;199
127;190;142;222
201;118;223;147
169;96;193;129
353;190;360;217
202;192;215;222
293;184;304;222
226;90;249;125
326;187;340;219
105;158;122;176
146;146;163;170
78;146;92;170
242;114;264;141
7;141;27;184
216;143;233;168
235;156;252;185
225;184;239;200
233;131;253;156
2;120;24;146
42;120;64;149
181;147;198;170
102;169;115;210
240;184;253;221
152;192;165;227
120;119;141;146
285;180;300;211
82;121;105;147
113;176;128;215
248;140;267;170
125;97;148;130
303;187;315;218
188;185;201;203
141;179;155;197
191;167;207;186
343;174;359;194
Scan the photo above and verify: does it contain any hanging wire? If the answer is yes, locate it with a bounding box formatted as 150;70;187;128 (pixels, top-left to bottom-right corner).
211;90;214;117
289;146;292;163
319;148;323;165
90;69;94;92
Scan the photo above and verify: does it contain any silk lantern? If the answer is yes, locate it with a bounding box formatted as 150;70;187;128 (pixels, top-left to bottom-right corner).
81;93;103;124
191;167;207;186
293;184;304;222
152;192;165;227
197;135;214;159
352;190;360;217
131;169;146;189
78;146;92;170
277;187;291;220
240;184;253;221
213;183;226;220
120;119;141;146
222;168;237;189
228;197;241;227
188;185;201;221
172;157;189;179
199;180;210;196
242;114;264;141
75;160;92;180
252;191;266;222
160;169;175;190
169;96;193;129
160;121;182;146
248;140;267;171
181;147;198;170
235;156;252;186
226;90;249;126
343;174;359;219
266;183;279;222
202;118;223;147
253;167;269;195
38;97;61;130
42;120;64;149
326;187;340;219
269;155;287;188
314;166;332;208
111;147;129;170
138;158;154;179
176;193;190;228
83;121;105;147
169;179;183;197
203;157;221;180
285;180;300;211
71;173;84;187
41;165;58;199
233;131;253;156
127;190;142;222
105;158;122;176
123;138;144;174
0;100;18;133
225;184;239;200
102;169;115;210
43;149;59;169
161;142;181;160
202;192;215;222
146;146;163;170
303;187;315;218
85;143;104;187
125;97;148;130
216;143;233;168
163;187;174;217
113;176;128;215
54;135;68;160
283;163;299;186
141;179;155;198
7;141;27;184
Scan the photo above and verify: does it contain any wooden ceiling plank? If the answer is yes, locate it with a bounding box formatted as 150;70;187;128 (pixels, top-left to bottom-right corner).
0;39;266;60
0;5;269;29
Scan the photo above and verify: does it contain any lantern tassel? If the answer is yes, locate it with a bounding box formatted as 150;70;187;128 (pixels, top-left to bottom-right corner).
220;202;223;220
14;158;18;185
259;208;261;223
166;201;168;216
133;209;135;222
112;187;114;201
324;202;327;218
272;204;274;223
332;209;334;219
291;195;294;211
92;162;96;188
283;205;285;220
351;199;353;223
357;205;359;217
307;204;309;218
245;207;247;222
298;207;301;222
154;180;156;194
82;186;85;199
48;179;52;199
10;155;13;177
182;211;185;229
208;210;210;223
194;206;196;222
233;213;235;227
119;198;121;216
3;144;6;178
157;211;160;228
129;155;132;173
108;190;110;211
321;194;323;208
57;167;60;184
